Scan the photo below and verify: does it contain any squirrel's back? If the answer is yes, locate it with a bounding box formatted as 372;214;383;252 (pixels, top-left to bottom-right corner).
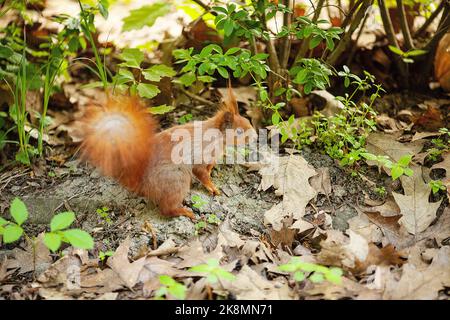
80;95;158;192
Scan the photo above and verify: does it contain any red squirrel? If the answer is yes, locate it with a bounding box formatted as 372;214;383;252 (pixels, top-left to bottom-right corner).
80;86;254;219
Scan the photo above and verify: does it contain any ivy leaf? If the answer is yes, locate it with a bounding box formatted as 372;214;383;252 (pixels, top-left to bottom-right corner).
122;2;172;32
2;225;23;244
50;211;75;232
119;48;144;69
137;83;160;99
10;197;28;226
43;232;62;252
62;229;94;249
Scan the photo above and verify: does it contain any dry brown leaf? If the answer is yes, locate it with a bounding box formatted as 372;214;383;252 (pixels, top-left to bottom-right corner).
219;265;292;300
348;213;383;244
383;246;450;299
413;106;445;131
366;132;425;164
393;167;442;235
354;244;405;273
259;154;317;231
8;233;52;275
364;211;414;249
310;167;332;197
411;131;440;141
106;237;147;289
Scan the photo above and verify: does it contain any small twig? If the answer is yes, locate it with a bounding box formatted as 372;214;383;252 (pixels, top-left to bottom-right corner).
178;87;216;107
191;0;216;15
414;0;446;38
326;0;372;65
346;10;369;65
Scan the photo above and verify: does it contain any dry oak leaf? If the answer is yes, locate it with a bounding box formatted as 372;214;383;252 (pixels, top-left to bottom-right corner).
393;167;442;235
383;246;450;299
106;237;147;289
220;265;292;300
365;132;425;164
259;154;317;231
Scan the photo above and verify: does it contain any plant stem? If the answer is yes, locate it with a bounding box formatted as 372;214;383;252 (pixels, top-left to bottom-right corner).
396;0;414;49
280;0;292;69
378;0;408;82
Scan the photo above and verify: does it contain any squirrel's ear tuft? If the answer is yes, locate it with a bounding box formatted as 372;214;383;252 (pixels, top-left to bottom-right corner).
222;80;239;114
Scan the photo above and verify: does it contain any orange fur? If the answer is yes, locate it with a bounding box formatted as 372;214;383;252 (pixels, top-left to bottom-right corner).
80;86;253;220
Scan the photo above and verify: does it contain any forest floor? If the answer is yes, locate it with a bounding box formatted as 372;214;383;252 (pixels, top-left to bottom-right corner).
0;90;449;300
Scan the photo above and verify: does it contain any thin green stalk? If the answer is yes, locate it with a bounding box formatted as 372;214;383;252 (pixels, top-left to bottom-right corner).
77;0;108;88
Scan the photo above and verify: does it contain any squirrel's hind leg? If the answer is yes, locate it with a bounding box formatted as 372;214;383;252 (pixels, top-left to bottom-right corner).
193;164;220;196
161;207;195;220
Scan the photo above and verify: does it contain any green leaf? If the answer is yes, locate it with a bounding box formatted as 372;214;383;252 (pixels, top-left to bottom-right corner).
388;45;404;56
10;198;28;226
326;267;343;284
0;217;8;227
294;271;305;282
118;68;135;81
159;275;176;286
391;166;403;180
169;283;186;300
189;264;211;273
43;232;62;252
119;48;144;69
0;45;14;59
50;211;75;232
397;154;412;167
309;272;324;283
405;49;427;57
403;167;414;177
62;229;94;249
148;105;175;115
178;72;196;86
122;2;172;32
142;65;176;82
271;113;280;125
2;225;23;244
137;83;160;99
217;67;229;78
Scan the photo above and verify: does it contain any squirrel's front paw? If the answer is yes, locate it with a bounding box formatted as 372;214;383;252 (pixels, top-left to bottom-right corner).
207;185;221;196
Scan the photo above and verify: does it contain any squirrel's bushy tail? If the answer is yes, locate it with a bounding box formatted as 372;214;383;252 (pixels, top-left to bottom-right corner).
80;95;158;192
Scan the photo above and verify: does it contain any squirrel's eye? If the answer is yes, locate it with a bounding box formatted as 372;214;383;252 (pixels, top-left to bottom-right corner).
236;128;244;135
